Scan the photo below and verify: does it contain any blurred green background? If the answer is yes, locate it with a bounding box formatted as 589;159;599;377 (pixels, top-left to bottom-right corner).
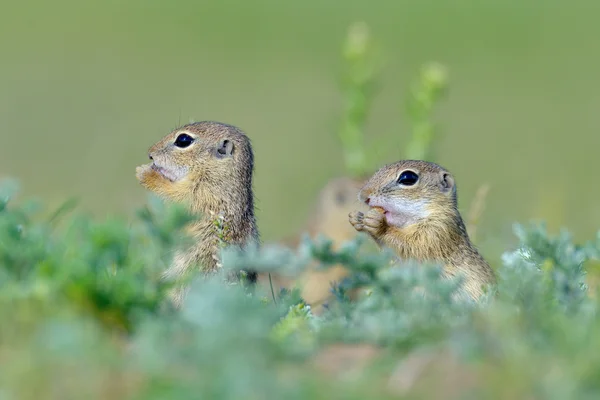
1;0;599;263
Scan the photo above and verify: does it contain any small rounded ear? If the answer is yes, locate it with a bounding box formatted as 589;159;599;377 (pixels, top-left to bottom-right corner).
216;139;234;158
439;172;455;193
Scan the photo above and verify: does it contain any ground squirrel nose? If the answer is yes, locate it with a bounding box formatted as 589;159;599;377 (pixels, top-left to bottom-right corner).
148;154;153;160
365;197;371;205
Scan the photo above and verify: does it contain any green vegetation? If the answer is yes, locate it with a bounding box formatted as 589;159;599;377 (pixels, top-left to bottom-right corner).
1;2;599;398
403;62;448;162
337;21;381;178
2;180;600;399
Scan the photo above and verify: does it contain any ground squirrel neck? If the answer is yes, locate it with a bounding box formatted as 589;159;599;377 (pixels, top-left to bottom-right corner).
349;160;495;300
136;121;258;293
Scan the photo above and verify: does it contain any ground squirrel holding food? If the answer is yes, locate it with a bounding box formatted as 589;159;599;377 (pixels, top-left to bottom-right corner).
136;121;258;305
349;160;495;300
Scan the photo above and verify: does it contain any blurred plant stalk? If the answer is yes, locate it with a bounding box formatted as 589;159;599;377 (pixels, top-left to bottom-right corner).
338;21;382;178
404;62;448;161
466;183;491;243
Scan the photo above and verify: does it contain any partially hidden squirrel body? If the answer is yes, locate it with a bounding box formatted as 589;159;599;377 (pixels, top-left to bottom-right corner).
284;177;369;311
349;160;495;300
136;121;258;305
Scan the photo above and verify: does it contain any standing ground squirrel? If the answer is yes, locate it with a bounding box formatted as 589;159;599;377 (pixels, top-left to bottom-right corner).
136;121;258;304
349;160;495;300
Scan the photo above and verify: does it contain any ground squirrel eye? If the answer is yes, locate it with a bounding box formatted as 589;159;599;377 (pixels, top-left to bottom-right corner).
397;170;419;186
174;133;194;148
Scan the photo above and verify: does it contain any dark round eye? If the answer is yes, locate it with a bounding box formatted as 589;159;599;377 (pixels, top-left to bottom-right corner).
397;170;419;186
174;133;194;148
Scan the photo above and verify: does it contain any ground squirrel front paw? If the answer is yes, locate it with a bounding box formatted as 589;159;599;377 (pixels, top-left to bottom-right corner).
362;207;386;236
349;210;365;231
136;163;152;182
350;208;386;236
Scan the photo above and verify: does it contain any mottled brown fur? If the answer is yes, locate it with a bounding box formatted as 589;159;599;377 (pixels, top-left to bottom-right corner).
349;160;495;300
136;121;258;305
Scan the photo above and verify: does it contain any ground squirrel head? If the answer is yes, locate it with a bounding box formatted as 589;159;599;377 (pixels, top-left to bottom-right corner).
138;121;254;210
309;176;368;243
315;177;366;218
358;160;457;228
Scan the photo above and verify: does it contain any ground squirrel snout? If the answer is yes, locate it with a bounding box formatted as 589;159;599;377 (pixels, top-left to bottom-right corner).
136;121;258;305
349;160;496;300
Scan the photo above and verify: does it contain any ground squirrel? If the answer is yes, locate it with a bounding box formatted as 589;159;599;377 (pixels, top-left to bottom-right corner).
294;177;369;309
136;121;258;304
349;160;495;300
262;177;369;312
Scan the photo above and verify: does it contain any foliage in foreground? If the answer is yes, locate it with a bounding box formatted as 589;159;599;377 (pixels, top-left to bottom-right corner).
1;181;600;400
